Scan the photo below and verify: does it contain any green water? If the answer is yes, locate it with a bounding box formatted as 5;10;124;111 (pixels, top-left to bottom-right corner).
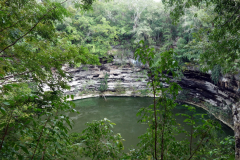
67;97;234;150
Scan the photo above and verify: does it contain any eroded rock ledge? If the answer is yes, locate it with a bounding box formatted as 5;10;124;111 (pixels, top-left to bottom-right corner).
62;59;240;130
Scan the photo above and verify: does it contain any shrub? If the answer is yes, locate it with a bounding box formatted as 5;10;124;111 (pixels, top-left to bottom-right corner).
211;65;222;84
78;118;124;159
115;82;125;94
98;73;109;92
139;89;150;96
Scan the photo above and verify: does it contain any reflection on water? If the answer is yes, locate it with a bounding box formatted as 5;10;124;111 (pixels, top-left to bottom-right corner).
67;97;234;150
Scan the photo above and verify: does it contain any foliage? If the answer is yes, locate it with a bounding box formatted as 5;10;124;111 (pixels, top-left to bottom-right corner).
139;89;150;96
132;40;234;160
204;102;233;126
50;119;125;160
176;89;190;101
55;0;195;63
114;81;125;94
0;0;99;159
177;105;234;160
0;84;77;159
57;5;119;57
78;118;124;160
79;79;95;95
54;0;239;73
1;0;237;159
130;85;138;96
98;73;109;92
134;40;181;159
211;64;222;84
163;0;240;74
176;89;200;104
204;136;235;160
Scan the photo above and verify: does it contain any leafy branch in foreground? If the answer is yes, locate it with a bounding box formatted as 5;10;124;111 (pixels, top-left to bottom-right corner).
126;40;235;160
63;118;124;160
0;0;99;159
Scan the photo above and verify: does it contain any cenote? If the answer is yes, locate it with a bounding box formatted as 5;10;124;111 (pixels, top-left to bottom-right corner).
66;97;234;151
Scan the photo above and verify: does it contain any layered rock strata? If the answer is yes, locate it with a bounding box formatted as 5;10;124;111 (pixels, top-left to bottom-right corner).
63;59;150;97
62;59;240;131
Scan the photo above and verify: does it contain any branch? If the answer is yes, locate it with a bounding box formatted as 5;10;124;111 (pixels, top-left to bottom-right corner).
190;115;193;155
41;109;59;160
160;100;167;160
0;0;68;54
0;110;13;151
0;55;15;58
31;115;51;160
220;5;240;27
0;20;21;33
187;127;211;160
0;0;69;33
149;69;157;160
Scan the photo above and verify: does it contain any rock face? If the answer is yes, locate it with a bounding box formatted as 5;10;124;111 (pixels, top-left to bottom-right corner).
64;60;239;128
176;70;240;129
63;58;240;158
63;59;149;96
63;58;240;130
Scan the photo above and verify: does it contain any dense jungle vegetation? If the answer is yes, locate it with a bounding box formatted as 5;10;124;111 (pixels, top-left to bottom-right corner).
0;0;239;159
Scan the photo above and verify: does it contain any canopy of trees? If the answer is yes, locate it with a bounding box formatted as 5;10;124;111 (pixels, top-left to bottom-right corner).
0;0;99;159
0;0;239;159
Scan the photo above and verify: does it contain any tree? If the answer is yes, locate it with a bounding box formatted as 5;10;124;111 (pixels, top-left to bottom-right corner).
98;72;109;92
130;40;234;160
162;0;240;158
78;118;124;159
162;0;240;73
0;0;99;159
59;9;119;57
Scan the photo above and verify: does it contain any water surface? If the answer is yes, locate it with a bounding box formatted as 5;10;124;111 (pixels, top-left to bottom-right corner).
67;97;234;150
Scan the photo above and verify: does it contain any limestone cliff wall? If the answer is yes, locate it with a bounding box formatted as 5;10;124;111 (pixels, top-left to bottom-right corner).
62;59;240;130
176;69;240;129
64;59;150;96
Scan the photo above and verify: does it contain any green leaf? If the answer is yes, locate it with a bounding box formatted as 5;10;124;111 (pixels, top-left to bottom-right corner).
0;107;6;115
72;109;77;112
3;102;10;105
14;145;19;151
0;123;6;128
66;119;72;129
19;144;29;154
17;154;23;160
